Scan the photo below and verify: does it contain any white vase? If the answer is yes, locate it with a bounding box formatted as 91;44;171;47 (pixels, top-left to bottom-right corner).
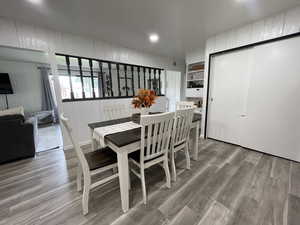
140;107;149;115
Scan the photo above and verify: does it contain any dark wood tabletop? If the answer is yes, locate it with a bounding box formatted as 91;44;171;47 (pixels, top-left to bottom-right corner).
88;113;201;148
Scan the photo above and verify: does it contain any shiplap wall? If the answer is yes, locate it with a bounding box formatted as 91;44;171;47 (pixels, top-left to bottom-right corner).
199;7;300;137
0;17;184;69
0;17;184;149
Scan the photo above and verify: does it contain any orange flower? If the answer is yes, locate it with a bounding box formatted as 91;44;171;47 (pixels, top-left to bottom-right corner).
132;89;157;108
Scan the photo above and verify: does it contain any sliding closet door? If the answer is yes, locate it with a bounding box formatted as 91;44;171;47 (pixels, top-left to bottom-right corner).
242;37;300;161
207;48;252;144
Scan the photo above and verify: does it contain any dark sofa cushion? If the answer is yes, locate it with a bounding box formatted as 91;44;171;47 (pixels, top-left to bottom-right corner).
0;114;36;164
0;114;25;123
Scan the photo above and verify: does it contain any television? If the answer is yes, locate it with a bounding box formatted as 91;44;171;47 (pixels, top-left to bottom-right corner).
0;73;13;94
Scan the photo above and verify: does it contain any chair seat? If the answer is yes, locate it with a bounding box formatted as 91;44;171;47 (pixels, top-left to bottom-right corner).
85;147;117;171
129;149;164;164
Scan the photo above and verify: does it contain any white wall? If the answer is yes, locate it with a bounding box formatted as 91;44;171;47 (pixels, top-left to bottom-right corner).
0;16;185;149
197;6;300;137
185;48;205;65
0;17;185;71
0;60;42;113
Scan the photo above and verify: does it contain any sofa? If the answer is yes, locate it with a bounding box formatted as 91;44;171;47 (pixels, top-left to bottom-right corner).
0;114;38;164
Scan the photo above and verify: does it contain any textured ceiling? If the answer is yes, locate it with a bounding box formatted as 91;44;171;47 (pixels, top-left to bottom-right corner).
0;0;299;59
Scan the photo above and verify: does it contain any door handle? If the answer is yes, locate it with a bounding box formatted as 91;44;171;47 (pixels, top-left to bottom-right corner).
240;114;247;117
210;98;213;102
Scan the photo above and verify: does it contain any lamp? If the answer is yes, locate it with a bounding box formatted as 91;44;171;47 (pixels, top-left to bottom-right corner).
0;73;14;109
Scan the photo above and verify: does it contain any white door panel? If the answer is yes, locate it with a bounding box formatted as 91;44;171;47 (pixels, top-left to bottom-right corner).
207;48;252;144
243;37;300;161
207;35;300;162
165;71;181;112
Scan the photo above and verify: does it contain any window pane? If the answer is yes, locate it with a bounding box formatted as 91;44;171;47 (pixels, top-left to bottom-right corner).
126;66;133;97
56;55;66;66
133;66;140;96
146;68;152;90
152;70;160;95
111;63;120;97
59;75;71;99
102;62;112;97
92;61;101;98
140;67;145;89
160;70;166;95
119;65;127;96
71;76;83;99
70;57;82;99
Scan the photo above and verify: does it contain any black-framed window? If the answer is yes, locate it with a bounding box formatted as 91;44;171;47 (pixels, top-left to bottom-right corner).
56;53;165;102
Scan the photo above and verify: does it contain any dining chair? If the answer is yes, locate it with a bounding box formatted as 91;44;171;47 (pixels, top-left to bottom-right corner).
129;112;174;204
170;107;195;182
60;114;119;215
103;103;131;120
176;101;195;110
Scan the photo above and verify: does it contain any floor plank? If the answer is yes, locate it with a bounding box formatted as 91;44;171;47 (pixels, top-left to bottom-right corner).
287;194;300;225
0;139;298;225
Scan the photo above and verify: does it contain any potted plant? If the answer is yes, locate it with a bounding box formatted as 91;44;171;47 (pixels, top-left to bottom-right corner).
131;89;157;123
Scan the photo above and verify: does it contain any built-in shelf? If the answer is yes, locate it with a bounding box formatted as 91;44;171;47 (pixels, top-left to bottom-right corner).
188;69;204;73
186;61;205;98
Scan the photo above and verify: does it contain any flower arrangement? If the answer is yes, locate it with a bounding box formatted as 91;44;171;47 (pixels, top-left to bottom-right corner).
132;89;157;108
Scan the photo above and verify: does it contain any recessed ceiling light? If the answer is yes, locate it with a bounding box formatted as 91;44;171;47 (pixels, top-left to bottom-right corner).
149;33;159;43
27;0;43;4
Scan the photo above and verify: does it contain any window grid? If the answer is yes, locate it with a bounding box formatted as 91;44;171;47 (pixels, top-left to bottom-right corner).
56;53;164;101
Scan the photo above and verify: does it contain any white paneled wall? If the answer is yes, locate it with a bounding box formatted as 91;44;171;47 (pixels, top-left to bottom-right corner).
0;17;184;69
199;6;300;137
0;17;184;149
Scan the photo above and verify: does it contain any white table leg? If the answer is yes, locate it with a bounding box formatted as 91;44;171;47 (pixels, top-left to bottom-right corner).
90;128;96;151
190;121;200;161
117;152;129;213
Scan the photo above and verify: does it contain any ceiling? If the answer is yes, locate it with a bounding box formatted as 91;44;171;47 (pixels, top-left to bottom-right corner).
0;0;299;60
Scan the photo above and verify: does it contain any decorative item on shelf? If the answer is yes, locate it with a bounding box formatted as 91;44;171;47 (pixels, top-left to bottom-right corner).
131;89;157;123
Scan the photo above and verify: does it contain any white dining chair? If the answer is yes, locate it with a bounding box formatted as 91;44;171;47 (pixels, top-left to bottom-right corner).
103;103;132;120
170;107;195;181
60;114;119;215
129;112;174;204
176;101;195;110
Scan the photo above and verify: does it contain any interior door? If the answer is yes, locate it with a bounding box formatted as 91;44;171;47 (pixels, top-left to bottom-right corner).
165;70;181;112
242;37;300;161
207;48;253;144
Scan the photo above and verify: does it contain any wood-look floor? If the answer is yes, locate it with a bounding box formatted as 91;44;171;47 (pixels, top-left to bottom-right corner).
0;139;299;225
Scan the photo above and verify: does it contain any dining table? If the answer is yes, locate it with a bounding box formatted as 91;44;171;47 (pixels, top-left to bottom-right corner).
88;112;201;213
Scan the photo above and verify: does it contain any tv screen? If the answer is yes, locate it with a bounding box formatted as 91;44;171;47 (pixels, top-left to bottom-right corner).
0;73;13;94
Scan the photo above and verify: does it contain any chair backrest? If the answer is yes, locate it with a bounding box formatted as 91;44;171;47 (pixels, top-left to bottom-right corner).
60;114;90;175
140;112;175;163
176;101;195;110
172;108;195;146
103;103;132;120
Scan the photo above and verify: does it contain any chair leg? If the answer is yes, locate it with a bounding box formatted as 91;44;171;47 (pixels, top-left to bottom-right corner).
77;166;82;192
185;144;191;170
141;169;147;204
128;168;131;190
163;159;171;188
171;150;177;182
82;177;91;215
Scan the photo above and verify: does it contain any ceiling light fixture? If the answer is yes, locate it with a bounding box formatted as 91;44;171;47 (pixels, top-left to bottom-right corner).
27;0;43;4
149;33;159;43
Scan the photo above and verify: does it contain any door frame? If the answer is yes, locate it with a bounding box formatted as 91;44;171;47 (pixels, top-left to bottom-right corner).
204;31;300;138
